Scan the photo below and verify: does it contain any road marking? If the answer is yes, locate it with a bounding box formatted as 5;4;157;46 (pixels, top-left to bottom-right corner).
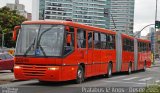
108;76;126;79
138;77;152;82
104;81;146;85
123;77;139;80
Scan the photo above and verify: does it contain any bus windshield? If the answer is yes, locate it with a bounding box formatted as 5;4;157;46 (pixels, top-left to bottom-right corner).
15;24;64;57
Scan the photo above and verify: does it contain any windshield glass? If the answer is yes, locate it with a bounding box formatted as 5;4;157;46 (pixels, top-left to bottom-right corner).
15;24;64;56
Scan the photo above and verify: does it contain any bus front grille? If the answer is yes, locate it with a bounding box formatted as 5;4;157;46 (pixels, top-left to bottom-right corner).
22;65;47;76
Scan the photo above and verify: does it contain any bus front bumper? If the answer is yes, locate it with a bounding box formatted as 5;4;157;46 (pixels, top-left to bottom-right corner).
14;65;62;81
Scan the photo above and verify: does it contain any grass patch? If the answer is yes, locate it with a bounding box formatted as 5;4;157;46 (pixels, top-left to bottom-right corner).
140;85;160;93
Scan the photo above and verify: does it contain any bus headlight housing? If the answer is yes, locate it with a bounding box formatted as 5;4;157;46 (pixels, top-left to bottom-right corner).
14;66;21;69
48;67;59;71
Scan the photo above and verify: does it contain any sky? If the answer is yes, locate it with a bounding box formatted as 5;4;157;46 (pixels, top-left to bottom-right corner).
0;0;160;36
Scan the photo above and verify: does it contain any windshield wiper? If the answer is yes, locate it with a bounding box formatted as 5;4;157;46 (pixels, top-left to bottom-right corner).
23;25;41;56
23;25;54;57
24;37;36;56
36;26;54;57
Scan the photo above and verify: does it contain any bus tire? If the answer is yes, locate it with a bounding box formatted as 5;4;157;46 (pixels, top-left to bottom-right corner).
107;63;112;78
75;65;84;84
128;63;132;75
39;80;49;84
143;61;146;71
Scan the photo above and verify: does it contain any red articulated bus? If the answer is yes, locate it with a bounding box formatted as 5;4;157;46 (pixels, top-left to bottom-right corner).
13;20;151;83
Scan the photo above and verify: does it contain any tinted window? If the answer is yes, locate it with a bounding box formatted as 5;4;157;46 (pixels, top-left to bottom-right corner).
107;34;115;49
64;27;74;55
101;33;107;49
94;32;101;49
123;38;134;52
88;32;93;48
138;42;148;52
77;29;86;48
148;43;151;51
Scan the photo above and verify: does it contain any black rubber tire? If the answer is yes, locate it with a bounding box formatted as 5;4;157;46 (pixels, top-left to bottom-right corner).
107;63;112;78
75;65;84;84
39;81;49;84
128;63;132;75
143;61;146;71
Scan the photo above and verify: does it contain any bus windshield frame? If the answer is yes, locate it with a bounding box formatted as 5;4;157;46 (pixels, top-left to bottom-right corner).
15;24;65;57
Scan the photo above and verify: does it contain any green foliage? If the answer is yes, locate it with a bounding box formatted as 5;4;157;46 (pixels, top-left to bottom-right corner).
0;6;26;48
140;85;160;93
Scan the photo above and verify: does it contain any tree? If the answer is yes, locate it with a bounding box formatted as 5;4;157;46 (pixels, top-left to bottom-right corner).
0;6;26;48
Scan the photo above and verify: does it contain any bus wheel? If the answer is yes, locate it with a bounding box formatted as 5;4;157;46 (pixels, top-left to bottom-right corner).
107;63;112;78
76;65;84;84
39;80;49;84
128;63;132;75
143;61;146;71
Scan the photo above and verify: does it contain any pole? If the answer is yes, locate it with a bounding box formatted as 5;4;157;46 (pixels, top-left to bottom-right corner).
2;33;4;52
43;9;45;20
155;0;158;21
110;14;117;31
153;0;158;64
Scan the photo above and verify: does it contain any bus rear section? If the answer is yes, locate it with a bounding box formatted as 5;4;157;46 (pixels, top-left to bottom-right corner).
137;39;151;70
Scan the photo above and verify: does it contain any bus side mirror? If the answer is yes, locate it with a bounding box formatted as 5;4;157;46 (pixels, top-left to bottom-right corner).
13;26;21;41
67;34;71;44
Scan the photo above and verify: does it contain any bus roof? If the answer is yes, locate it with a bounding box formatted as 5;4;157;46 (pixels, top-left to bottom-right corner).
22;20;151;42
137;38;150;43
121;33;134;40
22;20;116;35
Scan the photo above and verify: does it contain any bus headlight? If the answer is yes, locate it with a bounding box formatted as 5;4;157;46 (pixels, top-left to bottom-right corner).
48;67;59;70
14;66;21;69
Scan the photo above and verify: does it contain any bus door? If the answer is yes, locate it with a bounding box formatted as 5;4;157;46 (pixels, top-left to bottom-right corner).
77;28;88;73
92;32;101;75
86;31;93;77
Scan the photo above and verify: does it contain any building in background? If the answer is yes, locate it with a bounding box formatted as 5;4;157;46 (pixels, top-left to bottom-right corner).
27;13;32;20
32;0;135;35
6;0;32;20
106;0;135;36
145;27;160;58
152;29;160;58
33;0;107;28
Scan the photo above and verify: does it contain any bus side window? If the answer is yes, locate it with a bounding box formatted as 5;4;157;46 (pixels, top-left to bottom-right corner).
64;27;74;55
94;32;101;49
111;35;115;49
77;29;86;48
100;33;107;49
88;32;93;49
148;43;151;51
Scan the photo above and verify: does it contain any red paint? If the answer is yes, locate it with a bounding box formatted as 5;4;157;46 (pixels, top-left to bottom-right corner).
13;20;151;82
0;53;14;71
